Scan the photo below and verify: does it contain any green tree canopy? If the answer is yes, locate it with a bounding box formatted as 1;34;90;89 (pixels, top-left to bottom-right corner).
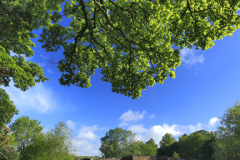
20;130;76;160
201;133;218;160
157;140;179;157
19;121;77;160
1;0;240;100
192;130;212;139
140;138;158;156
42;121;77;158
120;140;143;157
145;138;158;148
8;115;44;153
180;132;208;159
211;101;240;160
99;127;139;158
138;138;158;156
159;133;176;148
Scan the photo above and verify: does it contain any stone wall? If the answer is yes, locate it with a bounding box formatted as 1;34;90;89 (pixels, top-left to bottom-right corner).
156;156;203;160
90;157;122;160
89;155;133;160
85;155;203;160
133;156;156;160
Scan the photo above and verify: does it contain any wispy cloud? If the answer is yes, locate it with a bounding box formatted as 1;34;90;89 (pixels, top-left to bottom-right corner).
40;54;47;59
66;120;75;130
100;127;108;131
128;125;148;133
180;48;205;66
1;77;64;114
71;125;100;156
188;123;203;133
133;123;182;147
47;68;54;74
38;62;46;67
195;66;204;74
119;110;147;122
119;122;129;127
150;114;155;119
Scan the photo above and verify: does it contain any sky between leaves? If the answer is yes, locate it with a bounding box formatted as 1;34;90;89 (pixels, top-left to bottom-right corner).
1;0;240;157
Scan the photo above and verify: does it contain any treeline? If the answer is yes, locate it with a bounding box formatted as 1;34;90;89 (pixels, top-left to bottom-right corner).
1;100;240;160
97;127;218;159
157;130;218;159
0;115;78;160
99;101;240;160
99;127;158;158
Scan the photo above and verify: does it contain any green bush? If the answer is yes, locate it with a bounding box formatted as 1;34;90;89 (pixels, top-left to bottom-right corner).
63;153;75;160
172;151;180;158
0;145;20;160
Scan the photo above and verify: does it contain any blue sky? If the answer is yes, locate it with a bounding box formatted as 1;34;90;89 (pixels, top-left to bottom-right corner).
2;0;240;157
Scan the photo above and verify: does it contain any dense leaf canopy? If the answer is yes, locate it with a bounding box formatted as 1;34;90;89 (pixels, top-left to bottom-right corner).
1;0;240;100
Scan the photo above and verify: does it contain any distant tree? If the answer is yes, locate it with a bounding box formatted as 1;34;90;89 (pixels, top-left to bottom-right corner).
145;138;158;148
158;131;222;159
176;133;188;158
19;121;77;160
42;121;77;159
139;138;158;156
120;140;142;157
159;141;179;157
182;132;207;159
159;133;176;148
19;132;52;159
157;145;166;157
192;130;212;139
99;127;139;158
157;133;178;157
8;115;44;155
211;101;240;160
200;132;218;160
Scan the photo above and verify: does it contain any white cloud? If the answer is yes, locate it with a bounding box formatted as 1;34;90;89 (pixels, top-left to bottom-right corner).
128;125;148;133
180;48;205;66
209;117;220;127
76;131;98;141
127;123;182;148
119;122;129;127
72;140;101;156
119;110;147;122
188;123;203;133
74;125;98;141
47;68;54;74
150;114;155;119
100;127;108;131
70;125;100;156
40;54;47;59
195;66;204;74
66;120;75;130
80;125;98;132
126;122;208;148
1;77;64;114
38;62;46;67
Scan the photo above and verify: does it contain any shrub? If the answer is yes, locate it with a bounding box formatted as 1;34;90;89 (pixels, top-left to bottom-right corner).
0;145;20;160
172;151;180;158
63;153;75;160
